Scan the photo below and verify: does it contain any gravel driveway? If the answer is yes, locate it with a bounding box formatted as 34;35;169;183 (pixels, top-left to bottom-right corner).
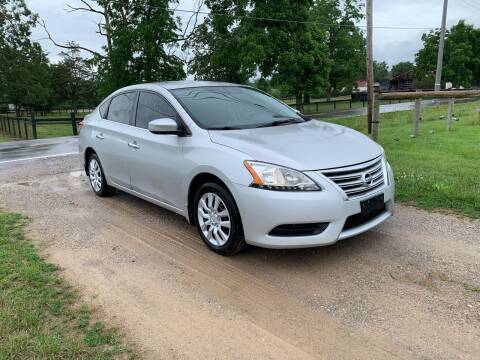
0;155;478;359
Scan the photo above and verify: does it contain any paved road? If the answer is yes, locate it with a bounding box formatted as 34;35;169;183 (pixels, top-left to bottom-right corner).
0;136;78;168
0;155;478;359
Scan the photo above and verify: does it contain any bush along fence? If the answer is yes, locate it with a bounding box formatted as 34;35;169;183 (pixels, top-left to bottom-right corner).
0;112;82;140
370;90;480;141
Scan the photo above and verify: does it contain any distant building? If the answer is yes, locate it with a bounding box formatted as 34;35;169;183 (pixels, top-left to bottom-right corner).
390;71;414;91
351;80;380;101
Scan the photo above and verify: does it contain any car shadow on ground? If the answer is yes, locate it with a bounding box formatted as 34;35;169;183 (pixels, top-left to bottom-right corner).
110;188;385;270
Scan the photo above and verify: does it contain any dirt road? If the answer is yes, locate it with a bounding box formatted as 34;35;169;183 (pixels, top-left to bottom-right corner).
0;155;478;359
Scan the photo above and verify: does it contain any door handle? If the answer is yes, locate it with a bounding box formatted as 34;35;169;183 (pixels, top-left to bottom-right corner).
128;141;140;150
96;133;105;140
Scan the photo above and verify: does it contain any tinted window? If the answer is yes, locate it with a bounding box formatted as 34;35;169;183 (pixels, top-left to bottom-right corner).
107;92;136;125
171;86;304;129
99;99;110;118
136;92;177;129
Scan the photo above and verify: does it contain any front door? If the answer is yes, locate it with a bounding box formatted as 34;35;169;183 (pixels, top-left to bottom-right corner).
128;91;185;209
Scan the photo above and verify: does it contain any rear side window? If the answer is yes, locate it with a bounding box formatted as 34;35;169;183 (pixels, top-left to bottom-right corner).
107;92;136;125
99;99;110;119
135;92;177;129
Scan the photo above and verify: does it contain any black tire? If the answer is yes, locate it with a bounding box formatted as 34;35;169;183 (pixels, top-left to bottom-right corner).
87;153;116;197
193;182;245;256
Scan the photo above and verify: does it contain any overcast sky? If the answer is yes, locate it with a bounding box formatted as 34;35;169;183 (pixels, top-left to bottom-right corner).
28;0;480;68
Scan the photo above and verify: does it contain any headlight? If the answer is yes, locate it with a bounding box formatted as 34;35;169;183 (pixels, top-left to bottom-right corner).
243;161;320;191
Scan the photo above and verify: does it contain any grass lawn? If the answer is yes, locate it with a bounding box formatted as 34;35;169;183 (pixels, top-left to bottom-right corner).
36;124;76;139
323;100;480;218
0;133;15;142
0;213;134;359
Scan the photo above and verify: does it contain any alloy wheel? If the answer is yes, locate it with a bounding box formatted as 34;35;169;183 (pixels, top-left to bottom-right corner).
89;158;102;192
197;192;231;246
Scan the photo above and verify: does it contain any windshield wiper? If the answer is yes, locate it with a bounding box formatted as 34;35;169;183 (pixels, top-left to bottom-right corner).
255;118;304;128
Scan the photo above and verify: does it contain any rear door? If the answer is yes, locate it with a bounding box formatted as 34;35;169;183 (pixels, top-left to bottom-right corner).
128;91;186;209
93;91;137;188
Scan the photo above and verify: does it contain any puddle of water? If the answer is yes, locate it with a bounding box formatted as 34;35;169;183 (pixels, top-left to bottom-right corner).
69;170;84;178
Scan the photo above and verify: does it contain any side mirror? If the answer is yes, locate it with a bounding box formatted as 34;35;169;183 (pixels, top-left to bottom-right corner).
148;118;180;135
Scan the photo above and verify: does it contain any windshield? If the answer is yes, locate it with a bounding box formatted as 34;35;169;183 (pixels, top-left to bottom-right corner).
170;86;306;130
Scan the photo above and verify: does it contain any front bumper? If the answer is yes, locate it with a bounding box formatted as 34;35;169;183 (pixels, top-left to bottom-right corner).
230;165;395;249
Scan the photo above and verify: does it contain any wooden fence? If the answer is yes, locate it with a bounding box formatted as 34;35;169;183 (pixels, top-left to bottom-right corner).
0;112;82;140
371;90;480;140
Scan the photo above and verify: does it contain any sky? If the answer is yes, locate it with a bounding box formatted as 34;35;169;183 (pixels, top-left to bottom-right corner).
28;0;480;68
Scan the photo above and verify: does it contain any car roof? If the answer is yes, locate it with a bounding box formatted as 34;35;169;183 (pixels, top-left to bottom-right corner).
152;80;241;90
106;81;246;99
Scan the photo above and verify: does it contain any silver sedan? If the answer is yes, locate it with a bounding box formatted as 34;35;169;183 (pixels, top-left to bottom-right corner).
79;81;394;255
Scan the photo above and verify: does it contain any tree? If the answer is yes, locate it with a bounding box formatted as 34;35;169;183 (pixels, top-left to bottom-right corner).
0;0;39;109
416;20;480;88
186;0;255;83
313;0;365;101
51;45;97;112
43;0;188;97
97;0;186;96
240;0;331;110
373;61;389;84
391;61;415;78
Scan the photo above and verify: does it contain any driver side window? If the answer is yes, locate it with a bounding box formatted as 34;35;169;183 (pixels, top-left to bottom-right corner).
136;92;177;129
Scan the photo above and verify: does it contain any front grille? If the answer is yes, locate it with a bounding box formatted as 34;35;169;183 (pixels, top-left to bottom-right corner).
269;223;329;237
343;204;387;231
320;157;385;199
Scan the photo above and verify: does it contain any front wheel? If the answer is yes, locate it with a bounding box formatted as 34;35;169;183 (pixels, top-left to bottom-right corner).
193;183;245;255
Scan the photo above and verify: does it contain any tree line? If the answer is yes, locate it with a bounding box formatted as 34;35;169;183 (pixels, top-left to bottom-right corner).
1;0;479;113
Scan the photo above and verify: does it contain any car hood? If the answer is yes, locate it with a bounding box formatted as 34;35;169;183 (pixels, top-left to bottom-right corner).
208;120;383;171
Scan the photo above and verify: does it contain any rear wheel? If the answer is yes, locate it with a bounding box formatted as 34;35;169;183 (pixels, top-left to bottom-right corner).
88;153;115;197
193;182;245;255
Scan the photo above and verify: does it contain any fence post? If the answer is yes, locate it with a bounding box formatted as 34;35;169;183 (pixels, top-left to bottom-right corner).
71;112;78;136
447;98;455;131
31;112;37;139
11;115;17;137
24;119;29;140
412;98;421;137
7;116;12;135
372;92;380;141
17;117;21;138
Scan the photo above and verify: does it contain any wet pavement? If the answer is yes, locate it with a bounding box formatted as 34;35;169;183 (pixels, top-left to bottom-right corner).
0;136;78;169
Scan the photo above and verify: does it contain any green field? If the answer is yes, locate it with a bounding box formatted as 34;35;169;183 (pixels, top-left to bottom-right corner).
0;213;134;359
323;100;480;218
0;133;13;142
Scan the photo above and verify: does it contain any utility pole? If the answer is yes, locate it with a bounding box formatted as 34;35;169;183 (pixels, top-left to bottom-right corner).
435;0;449;91
366;0;374;134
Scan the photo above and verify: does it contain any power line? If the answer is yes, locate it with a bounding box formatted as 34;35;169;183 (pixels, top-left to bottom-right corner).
170;8;440;31
460;0;480;10
457;0;480;15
